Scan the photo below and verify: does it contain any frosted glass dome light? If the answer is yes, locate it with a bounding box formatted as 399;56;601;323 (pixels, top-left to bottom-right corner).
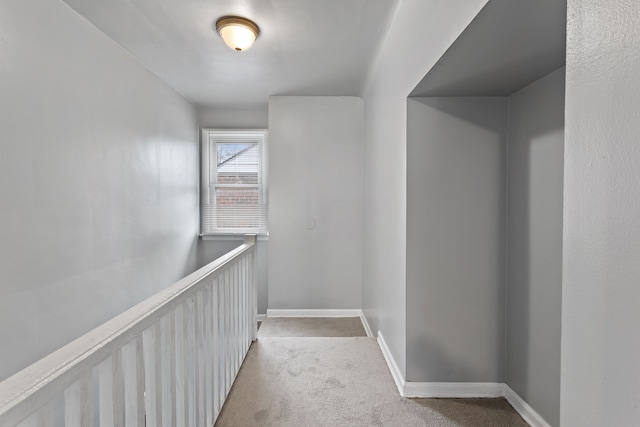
216;16;260;52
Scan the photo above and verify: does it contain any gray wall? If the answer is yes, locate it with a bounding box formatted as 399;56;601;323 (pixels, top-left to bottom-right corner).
406;97;507;382
362;0;488;376
268;96;363;309
0;0;199;381
507;69;564;426
197;106;269;314
562;0;640;424
198;106;268;129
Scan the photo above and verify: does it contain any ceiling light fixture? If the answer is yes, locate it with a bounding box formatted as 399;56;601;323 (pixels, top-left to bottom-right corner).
216;16;260;52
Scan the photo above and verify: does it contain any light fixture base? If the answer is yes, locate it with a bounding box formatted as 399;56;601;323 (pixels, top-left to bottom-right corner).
216;16;260;52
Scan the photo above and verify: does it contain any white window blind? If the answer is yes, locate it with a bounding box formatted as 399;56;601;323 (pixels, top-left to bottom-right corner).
201;129;268;234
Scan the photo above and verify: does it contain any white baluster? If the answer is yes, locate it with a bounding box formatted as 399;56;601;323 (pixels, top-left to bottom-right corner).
122;337;144;427
241;258;246;359
238;257;244;356
99;351;124;426
195;290;204;426
203;284;213;426
233;260;242;370
174;304;186;427
143;325;161;426
223;269;228;394
160;313;175;427
225;269;232;395
231;263;237;375
239;255;249;354
211;278;221;419
220;271;227;397
185;298;196;426
242;255;251;355
64;373;92;427
252;251;258;341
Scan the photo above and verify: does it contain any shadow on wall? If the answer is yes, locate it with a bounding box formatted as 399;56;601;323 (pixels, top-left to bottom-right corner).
506;68;564;426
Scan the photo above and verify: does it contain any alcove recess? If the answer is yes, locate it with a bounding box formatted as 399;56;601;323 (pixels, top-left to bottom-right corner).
405;0;566;425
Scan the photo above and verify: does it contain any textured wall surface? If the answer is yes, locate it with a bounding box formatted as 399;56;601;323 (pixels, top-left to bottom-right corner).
507;68;565;427
562;0;640;425
268;96;363;310
406;97;507;383
0;0;199;381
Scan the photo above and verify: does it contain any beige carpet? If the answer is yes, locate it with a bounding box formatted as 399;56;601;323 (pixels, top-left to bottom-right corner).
215;319;528;427
257;317;367;337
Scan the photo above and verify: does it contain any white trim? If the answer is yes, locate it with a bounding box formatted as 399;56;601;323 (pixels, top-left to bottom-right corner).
266;309;362;317
372;330;550;426
359;311;373;337
403;382;504;398
503;384;551;427
376;331;405;396
400;381;550;427
201;234;269;241
256;314;266;322
200;129;269;235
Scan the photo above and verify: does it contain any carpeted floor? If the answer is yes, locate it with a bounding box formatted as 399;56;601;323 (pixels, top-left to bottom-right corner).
214;318;528;426
257;316;367;337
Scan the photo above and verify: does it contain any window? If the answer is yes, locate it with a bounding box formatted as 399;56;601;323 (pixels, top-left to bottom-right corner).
201;129;268;234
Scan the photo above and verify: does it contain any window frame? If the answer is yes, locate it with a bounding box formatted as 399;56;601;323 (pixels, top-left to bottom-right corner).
200;129;268;236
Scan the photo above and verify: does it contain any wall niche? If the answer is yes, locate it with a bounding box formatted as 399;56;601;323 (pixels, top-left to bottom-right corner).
406;1;566;426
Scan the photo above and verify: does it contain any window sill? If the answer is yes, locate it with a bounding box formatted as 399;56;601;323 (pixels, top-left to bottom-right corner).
200;233;269;242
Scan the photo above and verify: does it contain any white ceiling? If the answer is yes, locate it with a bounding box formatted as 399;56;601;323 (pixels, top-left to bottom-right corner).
62;0;400;109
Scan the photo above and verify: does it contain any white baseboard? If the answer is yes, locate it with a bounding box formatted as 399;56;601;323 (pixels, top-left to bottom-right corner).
266;309;362;317
256;314;266;322
403;382;504;398
373;333;549;427
503;385;551;427
376;331;405;396
402;382;549;426
359;312;373;337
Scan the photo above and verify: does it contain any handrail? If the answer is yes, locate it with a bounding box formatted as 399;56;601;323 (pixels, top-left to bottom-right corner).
0;234;257;426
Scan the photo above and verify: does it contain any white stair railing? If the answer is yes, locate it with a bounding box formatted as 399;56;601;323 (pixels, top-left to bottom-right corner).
0;235;257;427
